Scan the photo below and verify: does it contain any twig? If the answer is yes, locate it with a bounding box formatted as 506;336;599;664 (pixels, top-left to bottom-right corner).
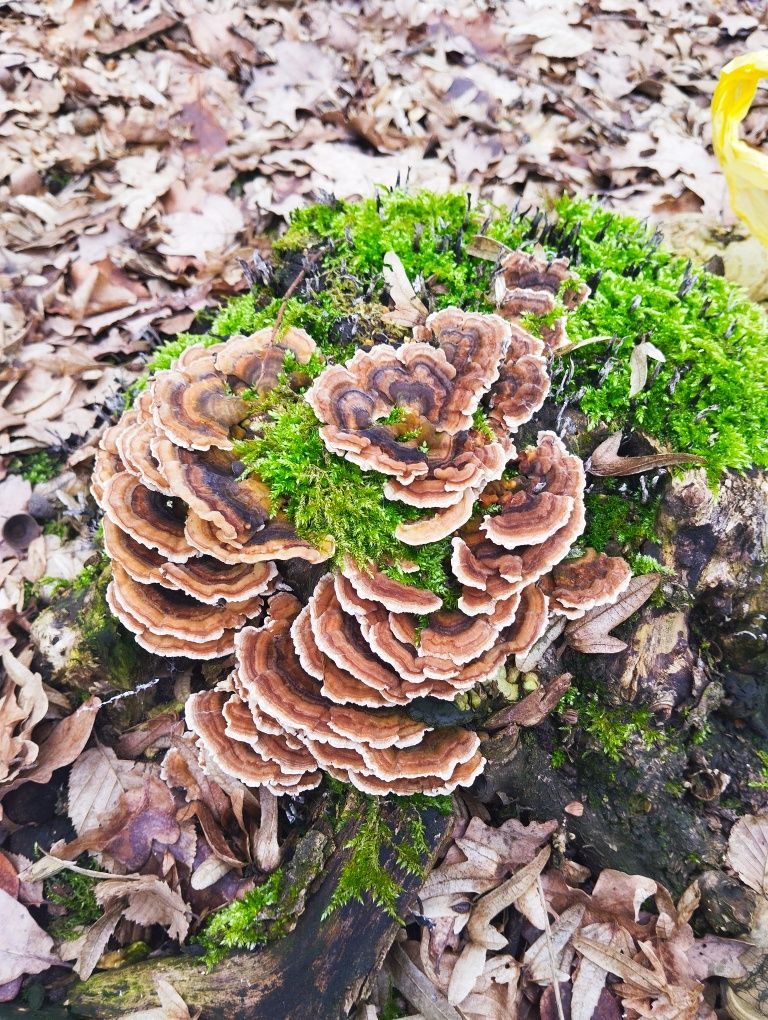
537;875;566;1020
271;266;309;342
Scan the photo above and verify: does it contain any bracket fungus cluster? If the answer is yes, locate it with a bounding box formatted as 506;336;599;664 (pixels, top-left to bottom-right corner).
96;251;636;798
92;327;332;659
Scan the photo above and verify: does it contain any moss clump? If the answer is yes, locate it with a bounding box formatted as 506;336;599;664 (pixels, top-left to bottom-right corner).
44;864;100;940
197;870;284;966
276;190;768;479
554;684;662;766
9;450;62;484
198;828;329;967
323;789;452;922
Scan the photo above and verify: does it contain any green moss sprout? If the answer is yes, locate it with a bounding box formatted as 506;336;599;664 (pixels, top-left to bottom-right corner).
197;870;284;966
44;863;100;940
9;450;62;484
323;789;452;922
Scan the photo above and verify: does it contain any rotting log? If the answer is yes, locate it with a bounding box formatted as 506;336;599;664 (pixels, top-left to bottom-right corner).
66;803;452;1020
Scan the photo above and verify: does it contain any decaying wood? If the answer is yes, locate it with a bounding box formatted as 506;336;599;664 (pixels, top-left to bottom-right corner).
67;803;453;1020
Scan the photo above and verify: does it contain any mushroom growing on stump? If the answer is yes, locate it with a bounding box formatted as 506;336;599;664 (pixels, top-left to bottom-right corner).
94;326;334;656
97;291;642;800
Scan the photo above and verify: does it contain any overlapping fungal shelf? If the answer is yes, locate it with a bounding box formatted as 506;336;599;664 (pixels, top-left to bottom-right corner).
97;251;633;796
92;326;332;659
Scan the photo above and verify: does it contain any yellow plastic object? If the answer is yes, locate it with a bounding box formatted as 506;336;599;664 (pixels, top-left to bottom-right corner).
711;50;768;249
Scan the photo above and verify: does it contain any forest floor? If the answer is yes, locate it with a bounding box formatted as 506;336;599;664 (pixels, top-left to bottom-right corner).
2;1;768;1018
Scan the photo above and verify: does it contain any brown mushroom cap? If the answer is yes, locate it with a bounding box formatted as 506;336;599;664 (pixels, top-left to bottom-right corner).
110;563;263;644
480;432;586;580
221;691;318;776
117;392;173;495
235;610;430;750
394;489;476;546
488;323;550;432
307;310;511;490
160;556;277;605
291;605;402;708
214;326;317;391
91;419;130;508
106;583;237;660
413;307;511;424
103;515;167;586
494;251;582;319
153;438;270;545
331;750;484;797
103;473;196;562
148;340;249;453
542;548;632;618
501;583;550;655
185;512;332;564
186;689;320;793
341;559;442;614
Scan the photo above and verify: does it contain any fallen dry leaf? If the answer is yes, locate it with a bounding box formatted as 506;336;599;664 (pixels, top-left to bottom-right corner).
587;432;706;476
565;574;661;654
0;888;58;985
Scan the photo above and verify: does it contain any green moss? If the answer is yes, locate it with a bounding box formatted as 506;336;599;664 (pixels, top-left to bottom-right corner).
44;863;100;940
198;870;284;966
197;829;329;967
323;790;452;922
9;450;61;484
234;400;455;600
556;685;662;764
582;490;659;557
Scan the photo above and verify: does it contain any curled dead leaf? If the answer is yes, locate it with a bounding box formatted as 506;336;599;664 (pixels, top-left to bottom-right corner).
565;574;661;654
588;432;705;477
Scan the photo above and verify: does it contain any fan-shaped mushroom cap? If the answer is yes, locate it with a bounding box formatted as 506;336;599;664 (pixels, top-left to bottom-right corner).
215;326;317;391
105;582;237;660
103;474;196;562
116;392;173;495
333;751;484;797
542;548;632;619
235;612;429;751
383;432;512;509
359;727;480;782
91;420;129;508
308;575;417;702
494;251;584;318
480;432;585;567
341;559;442;614
221;691;318;776
160;557;277;605
413;306;511;419
186;689;320;793
185;512;332;564
488;323;550;432
153;439;270;545
103;516;167;586
291;605;402;708
149;363;248;452
307;311;511;489
395;488;476;546
481;490;575;550
501;584;550;654
110;563;264;644
416;602;517;663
